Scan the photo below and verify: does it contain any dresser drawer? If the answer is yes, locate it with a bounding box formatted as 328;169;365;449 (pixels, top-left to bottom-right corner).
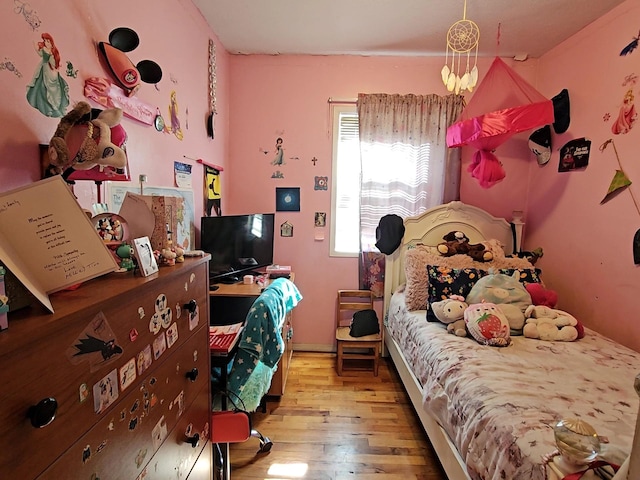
141;392;212;480
0;260;210;479
37;325;210;480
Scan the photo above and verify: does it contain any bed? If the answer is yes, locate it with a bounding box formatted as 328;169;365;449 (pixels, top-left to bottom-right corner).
381;201;640;480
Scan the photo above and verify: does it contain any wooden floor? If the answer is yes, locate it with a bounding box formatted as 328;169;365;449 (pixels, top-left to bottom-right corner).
227;352;447;479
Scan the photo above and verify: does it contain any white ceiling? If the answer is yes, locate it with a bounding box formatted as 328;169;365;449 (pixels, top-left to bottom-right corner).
193;0;625;58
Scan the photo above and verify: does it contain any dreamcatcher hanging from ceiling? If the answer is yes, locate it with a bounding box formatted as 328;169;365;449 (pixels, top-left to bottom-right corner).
441;0;480;94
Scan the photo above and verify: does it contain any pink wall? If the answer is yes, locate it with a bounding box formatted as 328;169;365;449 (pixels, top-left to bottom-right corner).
225;55;511;350
2;0;636;353
0;0;229;225
521;0;640;352
462;0;640;352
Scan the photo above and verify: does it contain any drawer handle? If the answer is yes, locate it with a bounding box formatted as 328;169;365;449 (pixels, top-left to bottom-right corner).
185;368;199;382
185;432;200;448
28;397;58;428
183;299;198;313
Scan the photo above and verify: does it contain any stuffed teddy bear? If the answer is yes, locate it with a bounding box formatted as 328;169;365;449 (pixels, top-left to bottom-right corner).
174;244;185;263
46;101;127;177
437;231;493;262
160;247;177;266
464;302;511;346
523;305;584;341
466;270;531;334
430;295;468;337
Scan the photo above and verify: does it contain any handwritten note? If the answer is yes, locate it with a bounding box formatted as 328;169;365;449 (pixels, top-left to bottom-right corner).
0;176;119;312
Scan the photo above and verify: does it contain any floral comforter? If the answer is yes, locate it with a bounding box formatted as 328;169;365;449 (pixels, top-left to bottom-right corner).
387;290;640;480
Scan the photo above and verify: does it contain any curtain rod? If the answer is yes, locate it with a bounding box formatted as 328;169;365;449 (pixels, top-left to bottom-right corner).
327;97;356;104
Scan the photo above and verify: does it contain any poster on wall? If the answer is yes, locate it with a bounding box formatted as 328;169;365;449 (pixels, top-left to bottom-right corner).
359;251;385;298
276;187;300;212
558;138;591;172
204;165;222;216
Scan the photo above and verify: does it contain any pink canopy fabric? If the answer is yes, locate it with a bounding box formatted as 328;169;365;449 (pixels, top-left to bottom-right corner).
447;57;554;188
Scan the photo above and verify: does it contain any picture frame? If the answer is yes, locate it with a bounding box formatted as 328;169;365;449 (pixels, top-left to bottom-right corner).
133;236;159;277
276;187;300;212
280;221;293;237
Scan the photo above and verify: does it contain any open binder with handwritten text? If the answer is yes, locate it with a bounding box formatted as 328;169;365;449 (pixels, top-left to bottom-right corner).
0;176;119;313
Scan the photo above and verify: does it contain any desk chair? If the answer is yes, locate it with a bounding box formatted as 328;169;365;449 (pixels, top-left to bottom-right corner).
210;278;302;479
210;408;272;480
211;356;273;480
335;289;382;376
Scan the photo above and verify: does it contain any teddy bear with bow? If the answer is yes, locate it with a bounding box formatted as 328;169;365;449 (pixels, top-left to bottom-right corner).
437;231;493;262
46;101;127;178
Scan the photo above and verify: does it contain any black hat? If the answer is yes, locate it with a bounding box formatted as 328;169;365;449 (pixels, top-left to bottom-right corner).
528;125;552;165
552;89;570;134
375;214;405;255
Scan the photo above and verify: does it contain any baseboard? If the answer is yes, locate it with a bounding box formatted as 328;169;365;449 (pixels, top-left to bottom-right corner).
292;343;334;353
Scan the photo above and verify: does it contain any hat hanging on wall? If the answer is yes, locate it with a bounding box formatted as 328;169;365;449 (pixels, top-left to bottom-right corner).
375;214;405;255
552;89;571;134
528;125;552;165
98;28;163;97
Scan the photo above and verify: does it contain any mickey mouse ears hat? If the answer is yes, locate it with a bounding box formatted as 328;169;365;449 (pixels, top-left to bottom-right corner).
528;125;552;165
375;214;405;255
552;89;570;134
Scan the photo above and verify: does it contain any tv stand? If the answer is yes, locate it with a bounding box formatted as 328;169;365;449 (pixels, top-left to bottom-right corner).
217;276;240;284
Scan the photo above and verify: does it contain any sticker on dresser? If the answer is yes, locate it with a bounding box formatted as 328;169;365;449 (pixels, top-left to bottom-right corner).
66;311;124;372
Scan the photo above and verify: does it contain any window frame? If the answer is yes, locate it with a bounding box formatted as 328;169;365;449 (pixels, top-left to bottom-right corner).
330;104;360;258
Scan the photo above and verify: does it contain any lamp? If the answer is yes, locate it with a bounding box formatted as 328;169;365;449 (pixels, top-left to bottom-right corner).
441;0;480;94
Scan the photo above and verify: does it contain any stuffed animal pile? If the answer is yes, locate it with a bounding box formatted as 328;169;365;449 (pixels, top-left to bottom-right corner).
466;271;531;334
430;269;585;345
437;231;493;262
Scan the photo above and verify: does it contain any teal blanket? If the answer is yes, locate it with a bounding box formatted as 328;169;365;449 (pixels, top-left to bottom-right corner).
227;278;302;411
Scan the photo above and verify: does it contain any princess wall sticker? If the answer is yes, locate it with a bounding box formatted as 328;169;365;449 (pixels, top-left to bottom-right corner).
26;32;69;117
611;88;637;135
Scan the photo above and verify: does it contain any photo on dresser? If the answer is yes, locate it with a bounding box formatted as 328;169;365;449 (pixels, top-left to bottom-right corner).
133;236;159;277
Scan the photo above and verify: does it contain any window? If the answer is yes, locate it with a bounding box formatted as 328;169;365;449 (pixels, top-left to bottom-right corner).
330;105;359;257
330;94;463;258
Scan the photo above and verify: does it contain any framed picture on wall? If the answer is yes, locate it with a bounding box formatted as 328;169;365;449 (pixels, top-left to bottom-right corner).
275;187;300;212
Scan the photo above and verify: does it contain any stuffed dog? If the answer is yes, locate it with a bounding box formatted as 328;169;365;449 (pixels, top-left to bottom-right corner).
46;101;127;177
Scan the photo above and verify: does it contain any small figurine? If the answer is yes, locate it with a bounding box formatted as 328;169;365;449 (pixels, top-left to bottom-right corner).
174;244;185;263
115;243;135;271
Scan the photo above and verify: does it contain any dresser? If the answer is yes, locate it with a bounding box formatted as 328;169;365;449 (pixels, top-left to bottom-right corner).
0;257;212;480
210;275;294;396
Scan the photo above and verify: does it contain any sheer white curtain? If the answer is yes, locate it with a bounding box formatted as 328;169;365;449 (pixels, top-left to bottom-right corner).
357;93;466;251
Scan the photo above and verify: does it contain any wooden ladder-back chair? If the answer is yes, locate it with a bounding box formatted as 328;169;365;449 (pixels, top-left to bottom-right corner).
335;290;382;376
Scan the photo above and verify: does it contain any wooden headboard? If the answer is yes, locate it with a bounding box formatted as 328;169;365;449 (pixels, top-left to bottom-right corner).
382;201;522;317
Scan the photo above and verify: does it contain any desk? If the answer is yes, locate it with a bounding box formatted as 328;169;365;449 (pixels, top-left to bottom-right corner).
209;274;294;397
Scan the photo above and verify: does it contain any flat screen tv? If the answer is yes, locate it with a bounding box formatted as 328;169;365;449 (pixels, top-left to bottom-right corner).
201;213;274;283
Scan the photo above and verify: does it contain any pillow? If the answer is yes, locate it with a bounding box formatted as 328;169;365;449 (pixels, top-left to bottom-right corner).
427;266;487;304
499;268;542;285
404;245;441;311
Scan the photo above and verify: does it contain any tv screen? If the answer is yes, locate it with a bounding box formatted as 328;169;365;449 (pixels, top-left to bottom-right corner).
200;213;274;282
